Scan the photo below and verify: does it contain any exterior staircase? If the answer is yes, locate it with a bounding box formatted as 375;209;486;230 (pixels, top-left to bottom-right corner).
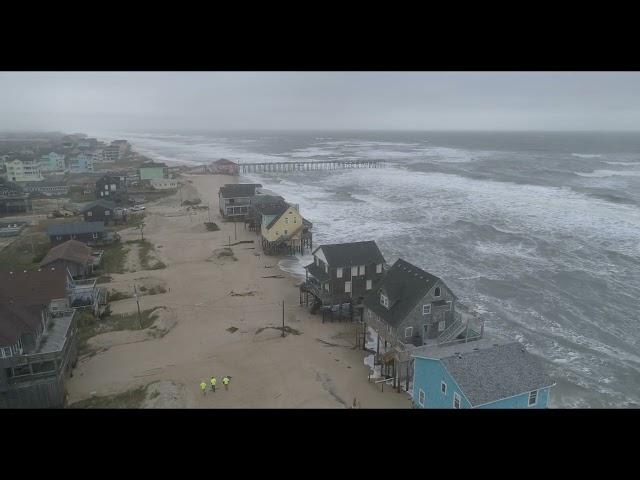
437;317;468;345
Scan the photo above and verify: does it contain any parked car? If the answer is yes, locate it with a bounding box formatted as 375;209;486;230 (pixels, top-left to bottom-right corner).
131;205;145;211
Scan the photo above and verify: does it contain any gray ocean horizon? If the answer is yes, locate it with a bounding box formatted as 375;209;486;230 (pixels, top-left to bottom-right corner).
95;130;640;408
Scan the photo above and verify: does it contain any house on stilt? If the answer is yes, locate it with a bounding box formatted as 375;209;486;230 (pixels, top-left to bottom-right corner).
300;241;386;322
260;204;312;255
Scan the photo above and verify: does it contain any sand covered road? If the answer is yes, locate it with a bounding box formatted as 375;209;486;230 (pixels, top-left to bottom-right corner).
66;174;410;409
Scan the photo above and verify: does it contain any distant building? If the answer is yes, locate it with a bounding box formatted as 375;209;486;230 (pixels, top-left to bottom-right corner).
22;182;69;197
0;194;32;215
150;178;178;190
218;183;262;219
39;240;94;277
411;339;555;409
79;200;118;225
5;159;44;183
69;153;94;173
0;269;78;408
209;158;239;175
78;138;98;150
138;162;168;181
301;241;386;319
95;174;127;202
39;152;66;173
46;221;106;245
260;204;312;255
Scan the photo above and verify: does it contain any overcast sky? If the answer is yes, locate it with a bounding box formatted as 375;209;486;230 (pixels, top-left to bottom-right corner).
1;72;640;132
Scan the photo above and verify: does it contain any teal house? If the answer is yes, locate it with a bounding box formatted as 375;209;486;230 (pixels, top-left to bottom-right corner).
39;152;66;172
411;339;555;409
138;162;168;181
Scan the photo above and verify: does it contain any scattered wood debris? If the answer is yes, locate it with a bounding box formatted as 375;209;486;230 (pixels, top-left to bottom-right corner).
261;275;285;279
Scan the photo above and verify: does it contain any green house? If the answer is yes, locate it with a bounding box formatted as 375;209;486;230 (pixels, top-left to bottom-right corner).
138;162;168;181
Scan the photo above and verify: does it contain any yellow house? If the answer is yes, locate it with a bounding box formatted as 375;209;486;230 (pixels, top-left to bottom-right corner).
261;205;308;255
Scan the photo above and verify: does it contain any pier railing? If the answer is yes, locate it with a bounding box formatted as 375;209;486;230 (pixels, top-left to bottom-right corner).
240;159;384;174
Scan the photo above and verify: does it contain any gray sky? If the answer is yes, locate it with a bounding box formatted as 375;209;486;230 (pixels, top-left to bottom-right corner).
1;72;640;132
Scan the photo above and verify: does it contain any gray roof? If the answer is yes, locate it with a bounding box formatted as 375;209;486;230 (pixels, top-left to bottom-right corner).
415;341;555;407
219;183;262;198
304;262;330;282
363;258;443;327
79;200;116;213
314;241;385;268
47;221;105;236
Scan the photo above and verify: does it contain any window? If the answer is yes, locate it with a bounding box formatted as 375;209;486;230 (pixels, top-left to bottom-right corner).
376;263;382;274
56;236;62;241
358;265;365;276
453;392;461;409
104;185;109;190
405;326;413;338
324;263;328;273
345;281;352;293
87;211;92;216
324;283;329;291
110;184;116;191
528;390;538;407
366;279;372;290
293;218;297;223
337;267;343;278
438;321;446;332
284;230;288;235
92;232;98;239
434;287;441;297
284;217;289;224
2;347;12;358
351;266;357;277
447;301;452;311
418;389;425;406
441;381;447;395
380;294;389;308
422;305;431;315
315;256;319;266
105;210;110;215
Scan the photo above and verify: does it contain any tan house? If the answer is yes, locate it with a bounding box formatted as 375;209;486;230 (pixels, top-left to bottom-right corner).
260;204;312;255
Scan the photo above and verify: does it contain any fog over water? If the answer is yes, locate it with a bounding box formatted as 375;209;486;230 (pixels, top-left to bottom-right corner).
94;130;640;408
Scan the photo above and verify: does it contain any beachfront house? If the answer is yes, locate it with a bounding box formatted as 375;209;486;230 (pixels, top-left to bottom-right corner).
39;152;66;173
138;162;168;181
301;241;386;321
0;269;78;408
39;240;96;277
5;159;44;183
210;158;240;175
245;194;288;232
95;174;127;203
79;200;121;225
362;258;484;391
69;153;94;173
218;183;263;219
411;339;556;409
46;221;107;246
260;204;313;255
150;178;178;190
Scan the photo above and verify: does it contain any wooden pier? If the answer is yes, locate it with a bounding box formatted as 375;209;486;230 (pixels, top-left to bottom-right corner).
240;159;384;174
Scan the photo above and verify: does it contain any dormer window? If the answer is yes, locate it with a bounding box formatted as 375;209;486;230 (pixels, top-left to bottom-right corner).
380;294;389;308
337;267;343;278
434;287;441;297
351;266;357;277
376;263;382;274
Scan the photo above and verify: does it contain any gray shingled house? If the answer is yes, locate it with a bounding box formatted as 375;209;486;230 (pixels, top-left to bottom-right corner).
362;258;484;391
218;183;262;219
0;269;78;408
301;241;386;321
46;221;107;245
39;240;94;277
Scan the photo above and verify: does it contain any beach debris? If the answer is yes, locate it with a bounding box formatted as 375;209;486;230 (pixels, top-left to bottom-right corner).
227;240;253;246
229;290;256;297
226;326;239;333
205;222;220;231
264;265;274;268
261;275;285;279
255;325;301;336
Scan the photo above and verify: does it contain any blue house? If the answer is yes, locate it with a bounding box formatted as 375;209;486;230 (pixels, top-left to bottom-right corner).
411;339;555;409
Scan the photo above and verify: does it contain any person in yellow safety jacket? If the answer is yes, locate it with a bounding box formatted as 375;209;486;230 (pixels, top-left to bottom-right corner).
200;381;207;395
210;376;217;392
222;376;230;390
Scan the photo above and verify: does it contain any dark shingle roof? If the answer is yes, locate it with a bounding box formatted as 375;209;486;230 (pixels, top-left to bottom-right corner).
47;221;105;236
265;206;294;230
314;241;385;268
0;269;68;307
79;200;116;213
39;240;92;267
0;303;45;347
363;258;441;326
439;342;555;407
219;184;262;198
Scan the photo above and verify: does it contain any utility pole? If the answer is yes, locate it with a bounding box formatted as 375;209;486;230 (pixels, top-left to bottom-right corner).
234;220;237;240
282;299;285;337
140;222;144;241
133;284;143;329
208;203;211;223
228;235;231;249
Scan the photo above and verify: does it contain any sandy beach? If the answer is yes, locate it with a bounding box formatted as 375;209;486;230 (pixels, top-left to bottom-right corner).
66;173;411;408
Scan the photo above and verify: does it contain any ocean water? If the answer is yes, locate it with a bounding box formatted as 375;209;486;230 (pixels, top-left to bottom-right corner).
98;130;640;408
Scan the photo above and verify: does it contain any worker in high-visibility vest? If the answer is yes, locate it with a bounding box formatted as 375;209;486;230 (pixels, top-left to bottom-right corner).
210;376;217;392
222;376;230;390
200;381;207;395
